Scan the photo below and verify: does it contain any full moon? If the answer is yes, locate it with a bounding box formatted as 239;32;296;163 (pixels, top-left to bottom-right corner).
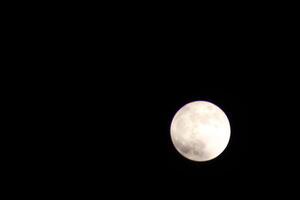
170;101;231;162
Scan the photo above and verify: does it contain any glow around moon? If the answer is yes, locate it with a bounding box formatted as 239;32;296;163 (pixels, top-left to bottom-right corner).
170;101;231;162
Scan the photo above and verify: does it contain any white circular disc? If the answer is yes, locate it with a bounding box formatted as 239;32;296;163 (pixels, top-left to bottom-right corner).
170;101;231;162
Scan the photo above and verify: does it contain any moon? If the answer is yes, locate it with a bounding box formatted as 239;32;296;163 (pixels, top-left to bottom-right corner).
170;101;231;162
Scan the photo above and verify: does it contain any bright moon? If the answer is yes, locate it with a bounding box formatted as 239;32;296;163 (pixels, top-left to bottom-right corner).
170;101;231;162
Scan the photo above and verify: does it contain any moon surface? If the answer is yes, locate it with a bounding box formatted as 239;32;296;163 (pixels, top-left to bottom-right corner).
170;101;231;162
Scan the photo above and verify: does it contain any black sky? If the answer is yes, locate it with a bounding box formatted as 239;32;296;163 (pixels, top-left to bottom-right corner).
61;57;298;195
11;6;299;197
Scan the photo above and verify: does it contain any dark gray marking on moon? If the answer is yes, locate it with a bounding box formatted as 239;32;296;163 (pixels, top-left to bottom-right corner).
173;139;191;154
173;137;209;159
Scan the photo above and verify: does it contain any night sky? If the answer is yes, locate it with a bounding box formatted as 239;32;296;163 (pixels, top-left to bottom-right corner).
64;57;297;196
12;7;299;197
34;37;295;198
